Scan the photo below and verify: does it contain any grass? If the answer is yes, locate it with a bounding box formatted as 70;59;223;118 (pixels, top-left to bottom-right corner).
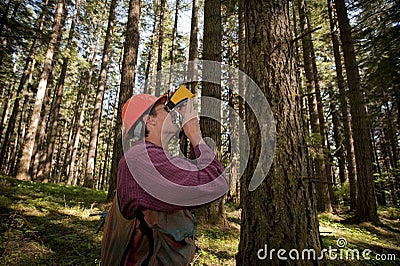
1;175;399;265
0;175;108;265
318;209;400;265
192;204;240;265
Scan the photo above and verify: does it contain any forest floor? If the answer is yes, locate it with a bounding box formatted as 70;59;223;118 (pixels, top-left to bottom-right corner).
0;175;399;265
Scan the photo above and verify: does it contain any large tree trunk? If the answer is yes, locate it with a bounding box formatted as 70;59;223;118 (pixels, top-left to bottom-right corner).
327;0;357;210
237;1;321;265
84;0;118;188
16;0;65;181
296;0;332;212
195;0;226;225
334;0;378;223
39;0;80;181
107;0;142;200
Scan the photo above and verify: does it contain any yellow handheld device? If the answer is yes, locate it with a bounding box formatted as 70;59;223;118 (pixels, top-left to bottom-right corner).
165;85;194;111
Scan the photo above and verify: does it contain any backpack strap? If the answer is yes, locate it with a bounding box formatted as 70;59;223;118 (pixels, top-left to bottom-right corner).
134;210;154;266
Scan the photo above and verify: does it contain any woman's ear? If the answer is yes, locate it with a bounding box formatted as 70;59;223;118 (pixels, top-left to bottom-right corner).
143;114;156;126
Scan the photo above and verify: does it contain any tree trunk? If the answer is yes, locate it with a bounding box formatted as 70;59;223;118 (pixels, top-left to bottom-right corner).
8;94;28;176
237;1;321;264
383;100;398;206
0;0;48;172
155;0;166;96
107;0;142;200
371;129;386;206
100;91;117;190
237;0;246;207
181;0;200;157
188;0;199;95
327;0;357;210
53;120;67;182
16;0;65;181
84;0;118;188
168;0;180;88
39;0;80;181
223;8;239;203
33;3;67;182
334;0;379;223
330;91;346;186
195;0;226;225
67;75;89;185
0;0;14;69
66;2;106;185
31;85;52;180
61;105;76;180
227;47;238;204
0;88;11;145
296;0;332;212
143;1;158;94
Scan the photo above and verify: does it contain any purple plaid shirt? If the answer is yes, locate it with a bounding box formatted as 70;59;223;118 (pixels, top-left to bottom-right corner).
117;140;228;217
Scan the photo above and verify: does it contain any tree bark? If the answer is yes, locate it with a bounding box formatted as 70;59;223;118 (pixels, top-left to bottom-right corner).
334;0;379;223
16;0;65;181
84;0;118;188
237;1;321;264
107;0;142;200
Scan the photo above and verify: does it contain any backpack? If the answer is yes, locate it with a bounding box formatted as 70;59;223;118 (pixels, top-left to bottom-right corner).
101;194;196;266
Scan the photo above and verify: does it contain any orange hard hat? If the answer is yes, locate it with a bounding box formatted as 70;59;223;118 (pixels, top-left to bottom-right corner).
122;94;166;135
